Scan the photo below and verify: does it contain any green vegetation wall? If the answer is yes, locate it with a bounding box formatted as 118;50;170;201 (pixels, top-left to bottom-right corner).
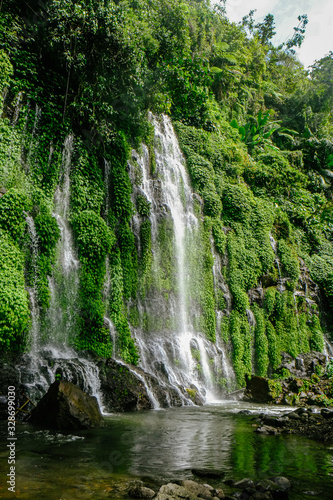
0;1;332;385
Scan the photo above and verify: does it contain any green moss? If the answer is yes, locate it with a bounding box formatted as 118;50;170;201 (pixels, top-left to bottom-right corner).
222;184;253;224
212;218;227;255
107;133;133;223
268;379;282;399
253;304;269;377
229;310;252;387
71;210;115;356
71;140;104;214
0;50;13;109
72;210;115;261
139;218;152;292
264;287;276;316
117;222;138;301
0;230;30;350
108;248;139;364
0;188;31;242
219;315;230;343
136;194;151;216
278;239;300;286
265;319;281;370
309;315;325;352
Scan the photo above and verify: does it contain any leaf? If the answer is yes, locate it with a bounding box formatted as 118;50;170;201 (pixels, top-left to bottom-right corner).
263;128;276;139
230;119;239;129
238;126;246;139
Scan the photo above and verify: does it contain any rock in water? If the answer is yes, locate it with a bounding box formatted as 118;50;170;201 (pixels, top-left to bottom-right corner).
98;358;153;411
29;380;104;430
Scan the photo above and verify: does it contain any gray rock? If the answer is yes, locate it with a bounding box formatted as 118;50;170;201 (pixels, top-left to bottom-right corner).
29;380;104;430
128;481;156;499
155;483;197;500
255;426;279;435
181;480;212;499
272;477;291;490
256;479;280;492
203;484;214;492
98;358;183;411
234;478;255;488
287;412;301;420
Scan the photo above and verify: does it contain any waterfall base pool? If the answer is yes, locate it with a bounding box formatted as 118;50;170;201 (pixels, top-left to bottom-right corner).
1;402;332;499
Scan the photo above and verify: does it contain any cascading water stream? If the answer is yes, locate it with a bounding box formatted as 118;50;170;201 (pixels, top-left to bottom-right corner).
102;158;118;354
25;215;40;363
129;114;229;404
212;244;236;391
21;135;104;408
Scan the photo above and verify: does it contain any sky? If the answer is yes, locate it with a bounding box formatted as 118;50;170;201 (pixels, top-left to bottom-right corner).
218;0;333;68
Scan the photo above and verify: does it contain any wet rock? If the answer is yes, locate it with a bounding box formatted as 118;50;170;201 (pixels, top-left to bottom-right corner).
29;380;104;430
127;481;156;499
244;376;272;403
255;425;279;435
156;483;197;500
256;479;282;494
248;285;264;306
203;484;214;492
192;469;225;479
248;493;273;500
213;488;225;499
181;480;213;499
276;352;328;379
286;412;301;420
234;478;255;489
321;408;333;419
271;477;291;490
98;358;153;411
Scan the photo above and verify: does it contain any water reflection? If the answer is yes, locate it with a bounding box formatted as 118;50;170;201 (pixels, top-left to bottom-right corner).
0;404;332;499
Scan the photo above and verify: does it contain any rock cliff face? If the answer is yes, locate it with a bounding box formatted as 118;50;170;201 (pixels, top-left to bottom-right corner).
29;380;104;430
244;352;333;408
98;358;174;412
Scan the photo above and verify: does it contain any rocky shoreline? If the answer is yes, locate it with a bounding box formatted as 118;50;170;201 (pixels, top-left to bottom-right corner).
253;406;333;443
124;474;292;500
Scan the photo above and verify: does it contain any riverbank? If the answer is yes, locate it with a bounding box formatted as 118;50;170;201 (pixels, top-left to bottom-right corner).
254;406;333;443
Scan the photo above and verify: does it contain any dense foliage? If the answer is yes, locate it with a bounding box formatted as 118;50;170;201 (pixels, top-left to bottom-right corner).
0;0;332;384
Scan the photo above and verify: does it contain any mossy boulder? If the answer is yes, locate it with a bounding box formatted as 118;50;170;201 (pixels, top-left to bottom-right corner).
29;380;104;430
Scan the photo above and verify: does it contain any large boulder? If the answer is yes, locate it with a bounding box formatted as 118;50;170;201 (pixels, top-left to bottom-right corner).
29;380;104;430
155;483;197;500
98;358;153;412
244;375;272;403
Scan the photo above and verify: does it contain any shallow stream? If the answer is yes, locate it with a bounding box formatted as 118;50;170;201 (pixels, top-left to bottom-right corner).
1;402;332;499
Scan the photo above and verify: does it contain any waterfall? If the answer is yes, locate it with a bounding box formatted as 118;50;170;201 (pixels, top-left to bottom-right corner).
20;135;103;408
44;135;80;345
25;215;40;360
212;245;236;392
269;233;286;292
129;114;229;404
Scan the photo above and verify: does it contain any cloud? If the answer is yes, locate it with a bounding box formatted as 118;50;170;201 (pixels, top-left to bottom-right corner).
221;0;333;68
